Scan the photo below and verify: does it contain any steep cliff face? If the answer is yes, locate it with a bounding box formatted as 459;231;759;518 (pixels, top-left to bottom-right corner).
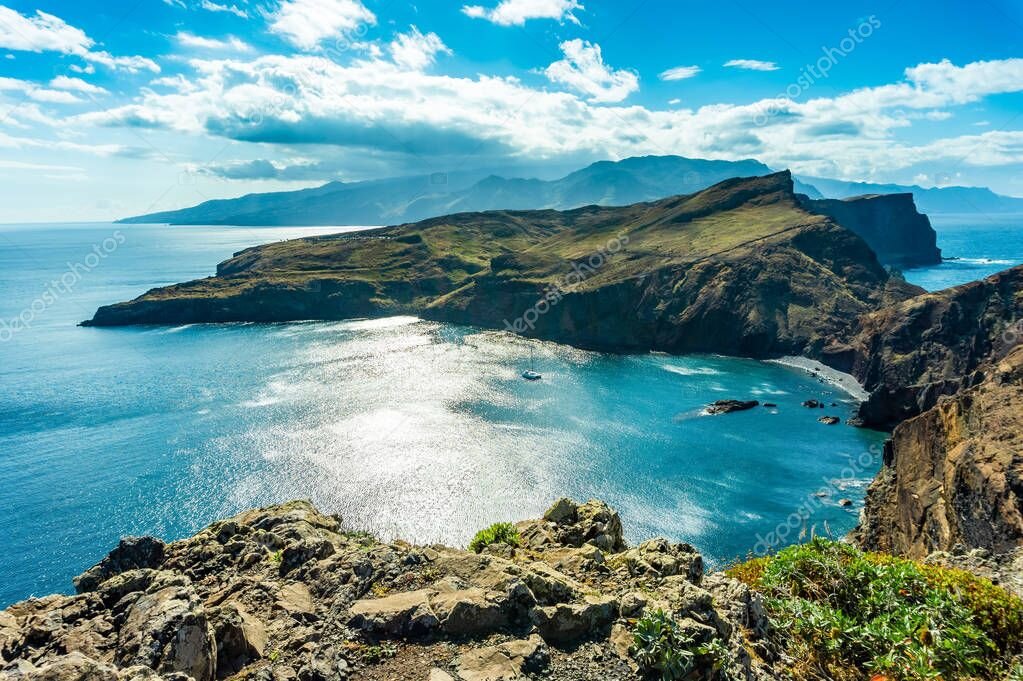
822;265;1023;428
854;345;1023;557
800;193;941;268
86;172;917;360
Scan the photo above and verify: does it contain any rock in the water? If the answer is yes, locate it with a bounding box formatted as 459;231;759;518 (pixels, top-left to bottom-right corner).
818;416;841;425
706;400;759;415
802;399;823;409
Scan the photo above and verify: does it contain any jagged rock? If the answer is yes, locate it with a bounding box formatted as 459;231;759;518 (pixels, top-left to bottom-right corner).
818;416;840;425
0;498;805;681
115;582;215;681
518;562;581;605
73;538;166;595
530;596;617;645
348;590;438;637
802;399;823;409
209;603;265;676
706;400;759;415
454;636;546;681
611;539;703;582
542;498;578;525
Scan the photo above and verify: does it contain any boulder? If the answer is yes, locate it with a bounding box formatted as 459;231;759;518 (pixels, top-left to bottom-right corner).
348;590;439;637
454;636;546;681
73;538;166;594
431;588;508;637
530;596;616;645
275;583;316;621
14;653;119;681
209;603;266;676
115;584;216;681
818;416;841;425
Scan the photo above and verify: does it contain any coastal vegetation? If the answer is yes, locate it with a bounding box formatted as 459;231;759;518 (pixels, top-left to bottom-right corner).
468;522;521;553
727;538;1023;681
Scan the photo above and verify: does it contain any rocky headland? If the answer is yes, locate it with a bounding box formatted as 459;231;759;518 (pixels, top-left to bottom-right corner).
84;172;923;360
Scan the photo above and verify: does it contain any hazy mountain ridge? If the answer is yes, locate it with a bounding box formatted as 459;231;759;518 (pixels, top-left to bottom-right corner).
119;157;1023;233
118;157;822;227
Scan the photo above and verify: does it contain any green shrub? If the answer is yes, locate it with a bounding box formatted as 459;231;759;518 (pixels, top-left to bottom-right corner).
629;609;728;680
468;522;520;553
727;538;1023;681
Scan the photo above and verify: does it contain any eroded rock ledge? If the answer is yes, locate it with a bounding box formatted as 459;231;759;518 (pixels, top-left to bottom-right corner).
1;499;776;681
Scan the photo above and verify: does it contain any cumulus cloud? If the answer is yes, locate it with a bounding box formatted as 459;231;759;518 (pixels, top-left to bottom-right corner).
0;76;86;103
660;65;701;81
50;76;108;95
175;32;252;51
544;39;638;103
389;27;451;71
269;0;376;50
0;5;159;72
462;0;583;26
724;59;780;71
68;55;1023;183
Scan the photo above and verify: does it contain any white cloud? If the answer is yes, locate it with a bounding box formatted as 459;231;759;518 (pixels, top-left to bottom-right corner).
544;39;638;103
462;0;583;26
0;76;84;103
0;6;92;53
269;0;376;50
50;76;108;95
200;1;248;18
389;27;451;71
660;65;701;81
175;32;252;52
0;6;158;72
68;55;1023;185
724;59;780;72
28;89;82;103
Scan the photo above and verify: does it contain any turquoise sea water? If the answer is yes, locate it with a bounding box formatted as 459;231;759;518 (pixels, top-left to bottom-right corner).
0;222;930;608
905;213;1023;291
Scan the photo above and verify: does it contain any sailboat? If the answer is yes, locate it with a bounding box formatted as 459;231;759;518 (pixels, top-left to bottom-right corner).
522;346;542;381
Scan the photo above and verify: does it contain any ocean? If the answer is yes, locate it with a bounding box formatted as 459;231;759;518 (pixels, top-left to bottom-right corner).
0;215;1017;608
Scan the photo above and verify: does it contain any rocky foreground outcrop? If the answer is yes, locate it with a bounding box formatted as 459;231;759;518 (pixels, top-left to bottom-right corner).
1;499;779;681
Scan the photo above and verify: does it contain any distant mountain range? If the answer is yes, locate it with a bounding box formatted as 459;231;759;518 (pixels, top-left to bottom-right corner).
118;156;1023;227
800;176;1023;215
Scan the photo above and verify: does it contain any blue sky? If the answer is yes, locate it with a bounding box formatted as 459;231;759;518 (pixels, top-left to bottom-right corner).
1;0;1023;221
